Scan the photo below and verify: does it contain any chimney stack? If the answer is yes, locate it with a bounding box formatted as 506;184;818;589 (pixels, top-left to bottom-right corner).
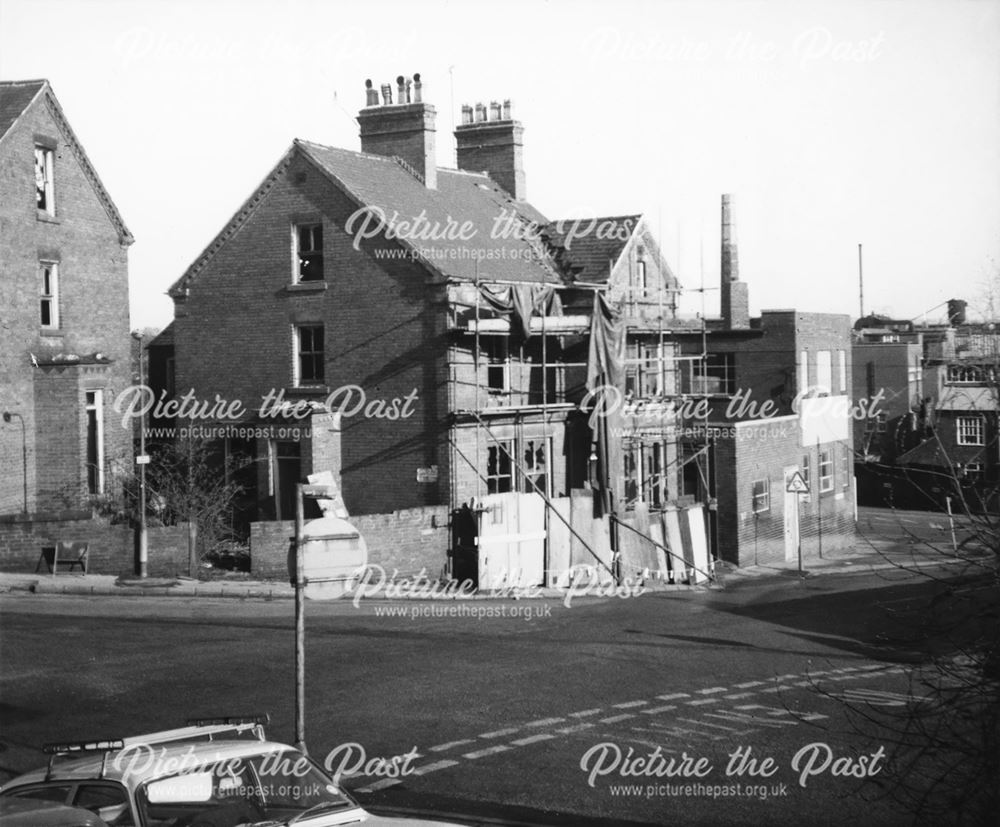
720;194;750;329
947;298;967;326
455;98;525;201
358;73;437;188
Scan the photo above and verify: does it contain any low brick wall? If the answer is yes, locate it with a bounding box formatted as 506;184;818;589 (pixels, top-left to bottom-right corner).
0;513;189;576
250;505;450;581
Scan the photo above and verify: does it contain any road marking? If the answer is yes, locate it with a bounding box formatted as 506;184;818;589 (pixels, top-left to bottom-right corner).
725;692;756;700
793;681;813;687
525;717;565;728
428;739;476;752
556;723;596;735
599;713;637;724
568;708;603;718
760;686;783;694
464;745;514;760
696;687;728;694
511;733;556;746
640;704;677;715
687;698;720;706
412;759;460;776
775;674;800;681
734;681;765;689
613;700;649;709
354;778;403;793
657;692;690;701
677;718;748;733
478;727;520;739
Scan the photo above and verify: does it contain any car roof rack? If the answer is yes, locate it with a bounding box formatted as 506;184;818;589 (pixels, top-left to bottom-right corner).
40;715;270;780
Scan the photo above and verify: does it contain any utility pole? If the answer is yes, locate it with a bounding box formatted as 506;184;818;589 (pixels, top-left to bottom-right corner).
132;331;148;578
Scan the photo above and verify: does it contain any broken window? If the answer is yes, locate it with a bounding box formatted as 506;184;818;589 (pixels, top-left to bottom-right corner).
751;478;770;513
486;442;513;493
686;353;735;395
481;337;510;398
35;145;54;214
520;438;550;498
39;261;58;328
86;391;104;495
295;224;324;282
295;325;324;385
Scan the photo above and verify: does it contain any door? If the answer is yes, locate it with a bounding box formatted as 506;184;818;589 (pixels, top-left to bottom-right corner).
477;492;546;590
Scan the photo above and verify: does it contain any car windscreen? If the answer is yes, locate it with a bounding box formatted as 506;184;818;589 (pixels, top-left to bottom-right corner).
136;749;355;826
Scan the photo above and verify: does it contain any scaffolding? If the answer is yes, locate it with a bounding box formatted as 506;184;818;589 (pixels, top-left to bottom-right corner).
444;259;718;586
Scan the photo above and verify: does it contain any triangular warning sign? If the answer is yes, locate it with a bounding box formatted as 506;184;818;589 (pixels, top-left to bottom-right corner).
786;471;809;494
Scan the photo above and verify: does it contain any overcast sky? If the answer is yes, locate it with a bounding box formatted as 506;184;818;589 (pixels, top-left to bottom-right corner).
2;0;998;330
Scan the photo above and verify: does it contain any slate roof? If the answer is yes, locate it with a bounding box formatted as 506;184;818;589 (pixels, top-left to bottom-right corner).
172;140;565;294
540;215;642;283
0;79;45;141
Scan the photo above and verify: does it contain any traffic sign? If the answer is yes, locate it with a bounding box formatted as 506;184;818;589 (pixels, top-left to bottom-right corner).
135;455;150;465
786;471;809;494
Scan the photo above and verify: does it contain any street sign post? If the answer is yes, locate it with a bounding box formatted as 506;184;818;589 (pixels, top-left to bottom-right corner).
786;471;810;577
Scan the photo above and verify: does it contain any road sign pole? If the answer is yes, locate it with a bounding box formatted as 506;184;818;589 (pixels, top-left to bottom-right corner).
294;484;306;754
797;491;803;578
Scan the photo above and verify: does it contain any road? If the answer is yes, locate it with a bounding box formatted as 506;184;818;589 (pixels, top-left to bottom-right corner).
2;550;993;826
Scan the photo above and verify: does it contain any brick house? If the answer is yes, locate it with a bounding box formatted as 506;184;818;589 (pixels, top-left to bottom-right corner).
0;80;134;515
159;75;851;577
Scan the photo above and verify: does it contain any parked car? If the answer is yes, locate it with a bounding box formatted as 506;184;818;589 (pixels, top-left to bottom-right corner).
0;796;109;826
0;716;464;827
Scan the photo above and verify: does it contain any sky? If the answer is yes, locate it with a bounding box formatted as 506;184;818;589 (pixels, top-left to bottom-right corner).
1;0;998;331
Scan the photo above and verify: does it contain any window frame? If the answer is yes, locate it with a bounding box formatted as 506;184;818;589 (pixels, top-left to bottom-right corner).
751;478;770;514
294;324;325;386
35;144;55;215
293;223;324;283
818;449;834;493
957;415;985;446
85;390;105;495
39;260;59;329
486;441;514;494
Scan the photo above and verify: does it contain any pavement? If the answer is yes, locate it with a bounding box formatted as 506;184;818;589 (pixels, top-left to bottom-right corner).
0;530;989;599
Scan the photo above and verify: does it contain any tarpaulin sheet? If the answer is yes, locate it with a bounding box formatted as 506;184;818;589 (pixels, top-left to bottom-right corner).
585;292;625;517
478;284;563;340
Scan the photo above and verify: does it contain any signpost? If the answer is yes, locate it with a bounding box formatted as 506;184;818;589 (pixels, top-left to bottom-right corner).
293;482;338;754
786;471;809;577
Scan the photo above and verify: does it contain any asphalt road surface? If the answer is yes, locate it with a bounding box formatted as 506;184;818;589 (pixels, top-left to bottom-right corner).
2;550;993;826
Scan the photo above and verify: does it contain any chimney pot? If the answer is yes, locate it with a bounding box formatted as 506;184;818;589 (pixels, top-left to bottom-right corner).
413;72;423;103
475;102;487;122
381;83;392;105
359;75;436;188
461;104;473;125
455;96;525;200
364;78;379;107
396;75;406;103
490;100;502;120
502;99;512;120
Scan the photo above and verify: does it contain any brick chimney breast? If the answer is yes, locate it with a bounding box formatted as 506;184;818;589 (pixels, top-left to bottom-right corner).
720;193;750;329
358;73;437;188
454;98;525;201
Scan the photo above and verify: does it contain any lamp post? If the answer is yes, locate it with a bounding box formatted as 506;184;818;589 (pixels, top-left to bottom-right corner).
2;411;27;514
132;331;148;578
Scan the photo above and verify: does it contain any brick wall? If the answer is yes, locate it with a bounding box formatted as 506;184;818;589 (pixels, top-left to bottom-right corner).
250;505;450;582
173;150;450;517
0;514;188;576
0;86;132;515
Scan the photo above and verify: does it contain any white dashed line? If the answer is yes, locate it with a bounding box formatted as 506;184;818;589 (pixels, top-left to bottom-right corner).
613;700;649;709
463;745;514;760
687;698;720;706
734;681;765;689
428;739;476;752
760;686;783;694
697;687;729;694
478;727;520;739
775;674;800;681
599;713;637;724
640;704;677;715
511;733;556;746
412;759;460;776
568;708;603;718
724;692;756;700
657;693;690;701
525;717;565;728
556;723;596;735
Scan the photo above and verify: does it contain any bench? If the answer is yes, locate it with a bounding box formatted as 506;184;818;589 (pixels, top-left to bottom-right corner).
35;541;89;575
